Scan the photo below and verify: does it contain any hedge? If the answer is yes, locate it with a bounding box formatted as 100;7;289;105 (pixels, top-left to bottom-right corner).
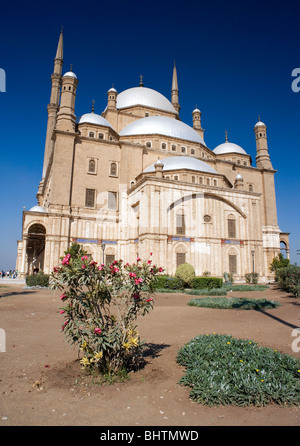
190;277;223;289
152;275;185;290
25;271;50;287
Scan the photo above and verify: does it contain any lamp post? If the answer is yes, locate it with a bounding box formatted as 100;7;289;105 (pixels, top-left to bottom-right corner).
101;243;106;265
251;250;255;281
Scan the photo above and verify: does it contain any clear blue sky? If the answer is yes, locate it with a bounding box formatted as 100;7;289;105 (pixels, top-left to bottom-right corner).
0;0;299;270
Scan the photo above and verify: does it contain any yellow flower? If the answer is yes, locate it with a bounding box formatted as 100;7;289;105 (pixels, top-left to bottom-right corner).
93;351;103;362
80;341;87;351
123;341;131;352
256;369;259;372
129;336;139;347
240;360;243;362
80;356;90;367
227;342;230;345
261;379;264;382
298;370;300;373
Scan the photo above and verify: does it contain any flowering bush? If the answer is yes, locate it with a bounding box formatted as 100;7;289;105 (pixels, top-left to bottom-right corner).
51;243;163;376
276;265;300;297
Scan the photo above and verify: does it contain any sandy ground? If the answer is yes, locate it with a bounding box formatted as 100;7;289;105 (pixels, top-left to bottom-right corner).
0;280;300;428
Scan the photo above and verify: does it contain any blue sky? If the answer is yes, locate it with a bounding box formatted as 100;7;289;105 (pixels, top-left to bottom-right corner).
0;0;299;270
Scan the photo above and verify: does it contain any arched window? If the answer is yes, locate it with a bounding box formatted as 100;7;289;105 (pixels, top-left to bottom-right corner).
89;132;95;138
110;162;117;177
227;215;236;238
176;213;185;235
88;159;96;173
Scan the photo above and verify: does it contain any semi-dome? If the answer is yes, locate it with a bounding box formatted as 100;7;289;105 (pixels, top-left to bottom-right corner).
29;205;46;213
116;87;177;114
120;116;206;145
63;71;77;79
77;113;113;128
144;155;217;174
213;141;247;155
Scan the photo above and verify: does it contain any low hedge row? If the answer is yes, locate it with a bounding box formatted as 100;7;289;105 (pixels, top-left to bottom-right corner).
152;275;223;290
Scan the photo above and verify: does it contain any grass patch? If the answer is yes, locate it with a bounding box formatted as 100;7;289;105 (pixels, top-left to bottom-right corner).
186;284;269;297
176;334;300;406
224;284;269;292
187;297;281;310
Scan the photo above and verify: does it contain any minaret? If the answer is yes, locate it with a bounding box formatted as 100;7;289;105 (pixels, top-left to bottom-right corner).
107;86;117;109
37;28;64;202
55;66;78;131
192;106;204;139
254;117;273;170
171;62;180;114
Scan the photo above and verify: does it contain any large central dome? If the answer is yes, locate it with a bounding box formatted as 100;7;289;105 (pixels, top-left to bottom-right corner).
120;116;206;145
116;87;177;114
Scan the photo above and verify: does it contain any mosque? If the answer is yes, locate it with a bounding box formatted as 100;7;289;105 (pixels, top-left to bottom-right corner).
16;29;290;281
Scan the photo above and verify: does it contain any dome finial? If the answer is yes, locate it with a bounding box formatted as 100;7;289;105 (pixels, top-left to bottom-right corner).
70;64;73;72
91;99;95;113
258;114;261;122
139;75;144;87
225;130;228;142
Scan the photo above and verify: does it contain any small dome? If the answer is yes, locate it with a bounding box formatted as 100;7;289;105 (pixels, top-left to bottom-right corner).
192;108;201;113
255;121;265;127
120;116;206;145
144;155;217;174
63;71;77;79
213;141;247;155
77;113;113;128
108;87;117;93
116;87;176;114
29;205;46;213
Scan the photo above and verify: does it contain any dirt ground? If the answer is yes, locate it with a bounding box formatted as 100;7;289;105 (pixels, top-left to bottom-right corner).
0;280;300;427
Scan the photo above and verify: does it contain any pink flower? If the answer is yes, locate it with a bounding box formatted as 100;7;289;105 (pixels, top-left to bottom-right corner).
62;254;71;265
60;310;65;314
81;255;88;261
150;252;153;256
98;265;103;271
159;267;163;272
82;264;86;269
146;298;153;302
137;257;141;262
134;278;143;285
148;260;152;264
94;328;102;335
89;260;97;266
129;272;137;278
60;292;67;301
62;320;68;331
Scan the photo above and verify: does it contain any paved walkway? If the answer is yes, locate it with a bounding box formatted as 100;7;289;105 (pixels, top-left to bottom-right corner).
0;277;25;285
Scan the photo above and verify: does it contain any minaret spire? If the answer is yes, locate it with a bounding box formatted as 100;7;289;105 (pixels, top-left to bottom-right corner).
171;61;180;114
55;27;63;62
37;28;64;202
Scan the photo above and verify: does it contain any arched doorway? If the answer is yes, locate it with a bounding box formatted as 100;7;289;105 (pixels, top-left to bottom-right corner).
26;224;46;274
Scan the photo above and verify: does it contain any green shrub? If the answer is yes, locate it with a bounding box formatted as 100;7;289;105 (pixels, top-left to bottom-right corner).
190;277;223;289
152;275;185;290
51;245;162;377
245;273;259;284
177;334;300;406
187;296;281;310
25;271;50;287
276;265;300;297
225;284;269;292
175;263;195;286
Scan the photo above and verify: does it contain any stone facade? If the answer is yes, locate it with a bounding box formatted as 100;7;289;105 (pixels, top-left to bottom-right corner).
16;30;289;282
